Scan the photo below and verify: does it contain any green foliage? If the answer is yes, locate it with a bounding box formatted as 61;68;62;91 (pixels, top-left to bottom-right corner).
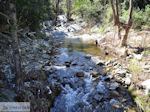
73;0;108;22
16;0;55;31
121;4;150;29
128;59;142;74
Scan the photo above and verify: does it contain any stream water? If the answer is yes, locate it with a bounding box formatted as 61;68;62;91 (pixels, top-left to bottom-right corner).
64;38;102;56
49;24;135;112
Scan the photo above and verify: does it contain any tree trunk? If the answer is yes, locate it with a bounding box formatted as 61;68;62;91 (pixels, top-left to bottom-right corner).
115;0;121;39
110;0;116;25
54;0;60;26
66;0;72;21
120;0;133;47
9;0;22;89
110;0;121;39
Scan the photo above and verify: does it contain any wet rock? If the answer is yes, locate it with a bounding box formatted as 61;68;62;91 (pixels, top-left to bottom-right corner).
91;56;104;65
84;55;91;59
109;82;119;90
93;94;103;101
57;15;67;25
96;81;107;94
109;91;120;98
75;72;85;78
102;74;113;81
141;79;150;95
67;24;82;32
110;99;121;108
45;86;52;95
42;54;50;59
43;66;52;71
90;71;99;78
24;82;30;88
65;61;71;67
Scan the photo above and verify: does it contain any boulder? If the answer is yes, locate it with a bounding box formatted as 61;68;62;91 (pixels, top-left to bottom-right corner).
75;72;85;78
91;56;104;65
96;81;107;94
123;77;131;86
109;82;119;90
141;79;150;95
110;99;121;108
93;94;103;101
90;71;99;78
115;68;127;77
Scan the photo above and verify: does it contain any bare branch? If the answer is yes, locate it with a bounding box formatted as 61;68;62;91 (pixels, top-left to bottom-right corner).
0;12;10;19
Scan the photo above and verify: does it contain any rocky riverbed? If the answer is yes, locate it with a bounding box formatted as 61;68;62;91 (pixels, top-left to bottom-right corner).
0;16;149;112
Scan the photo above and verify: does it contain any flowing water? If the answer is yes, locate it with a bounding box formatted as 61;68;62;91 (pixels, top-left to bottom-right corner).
50;23;135;112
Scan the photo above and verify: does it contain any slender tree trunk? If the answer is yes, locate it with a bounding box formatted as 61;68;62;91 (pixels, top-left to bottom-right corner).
66;0;72;21
110;0;116;25
115;0;121;39
121;0;133;47
9;0;22;89
54;0;60;26
110;0;121;39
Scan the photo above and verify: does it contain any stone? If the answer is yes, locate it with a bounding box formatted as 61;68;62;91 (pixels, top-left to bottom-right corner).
91;56;104;65
24;82;30;88
109;82;119;90
67;24;82;32
43;66;52;71
42;54;50;59
84;55;91;59
65;61;71;67
123;77;131;86
126;73;132;78
115;68;127;77
75;72;85;78
93;94;103;101
133;53;143;60
110;99;121;108
141;79;150;95
96;81;107;94
102;75;113;81
90;71;99;78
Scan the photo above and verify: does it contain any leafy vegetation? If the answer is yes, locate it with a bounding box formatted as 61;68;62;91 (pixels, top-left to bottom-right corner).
128;59;142;74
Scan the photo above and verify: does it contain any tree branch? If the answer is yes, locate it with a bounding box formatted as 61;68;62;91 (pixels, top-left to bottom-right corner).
0;12;10;24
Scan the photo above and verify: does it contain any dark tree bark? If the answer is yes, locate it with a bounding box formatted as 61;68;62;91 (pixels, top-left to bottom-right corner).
54;0;60;26
9;0;22;89
66;0;72;21
110;0;133;47
120;0;133;47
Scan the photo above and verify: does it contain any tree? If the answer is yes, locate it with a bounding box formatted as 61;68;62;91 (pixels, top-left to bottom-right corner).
110;0;133;47
54;0;60;25
66;0;72;21
120;0;133;47
9;0;22;89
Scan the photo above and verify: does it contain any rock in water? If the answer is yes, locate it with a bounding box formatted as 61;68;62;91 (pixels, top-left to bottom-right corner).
96;81;107;94
75;71;85;78
109;82;119;90
110;99;121;108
